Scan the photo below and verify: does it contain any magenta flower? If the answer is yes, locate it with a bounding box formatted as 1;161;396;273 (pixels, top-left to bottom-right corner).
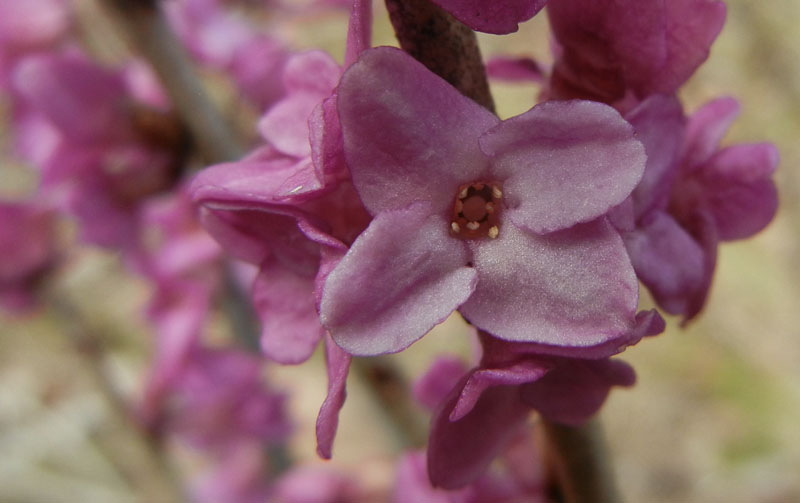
546;0;726;107
165;0;290;110
623;96;778;320
0;199;59;313
0;0;70;89
321;47;648;356
424;327;661;488
154;346;292;450
426;0;546;34
12;52;184;249
395;449;546;503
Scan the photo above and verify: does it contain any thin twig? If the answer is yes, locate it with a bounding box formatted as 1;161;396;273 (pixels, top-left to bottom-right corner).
351;356;428;449
543;419;622;503
385;0;495;112
98;0;244;164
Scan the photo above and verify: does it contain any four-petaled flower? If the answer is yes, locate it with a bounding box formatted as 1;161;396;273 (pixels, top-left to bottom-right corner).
320;47;649;356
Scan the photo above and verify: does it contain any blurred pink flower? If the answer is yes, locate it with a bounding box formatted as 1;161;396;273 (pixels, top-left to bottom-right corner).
623;96;778;320
0;199;59;313
12;52;185;249
0;0;70;89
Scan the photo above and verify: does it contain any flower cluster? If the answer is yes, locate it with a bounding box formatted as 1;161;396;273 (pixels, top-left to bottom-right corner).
191;0;777;491
0;0;778;499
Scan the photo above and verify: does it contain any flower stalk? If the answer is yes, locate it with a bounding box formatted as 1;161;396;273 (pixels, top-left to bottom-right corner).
385;0;495;112
98;0;244;164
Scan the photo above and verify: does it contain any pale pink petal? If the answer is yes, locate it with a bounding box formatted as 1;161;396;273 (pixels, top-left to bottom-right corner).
481;100;645;233
337;47;499;215
320;203;477;355
461;220;638;347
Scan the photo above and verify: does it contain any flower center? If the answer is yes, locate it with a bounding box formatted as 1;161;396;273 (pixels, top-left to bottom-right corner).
450;181;502;239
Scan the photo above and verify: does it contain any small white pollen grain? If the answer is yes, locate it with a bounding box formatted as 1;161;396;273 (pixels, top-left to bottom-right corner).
451;222;461;233
458;187;468;199
492;186;503;199
289;185;304;194
466;221;480;231
488;226;499;239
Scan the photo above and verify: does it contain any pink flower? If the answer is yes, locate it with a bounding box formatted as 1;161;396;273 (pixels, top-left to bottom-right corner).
12;52;184;249
424;0;545;34
546;0;726;108
623;96;778;320
0;199;59;313
0;0;70;89
321;47;648;356
165;0;290;110
191;0;372;459
424;326;661;488
154;346;292;450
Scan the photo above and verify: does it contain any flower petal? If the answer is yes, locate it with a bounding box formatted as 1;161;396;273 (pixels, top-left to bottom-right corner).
253;258;325;365
337;47;499;216
683;96;739;168
699;143;779;240
519;358;635;426
460;219;638;347
481;100;645;233
320;203;477;355
624;212;707;317
430;0;546;34
625;95;686;219
450;360;550;421
428;373;530;489
316;334;351;459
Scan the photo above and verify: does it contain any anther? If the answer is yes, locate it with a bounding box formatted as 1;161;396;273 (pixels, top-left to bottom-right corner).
451;181;503;240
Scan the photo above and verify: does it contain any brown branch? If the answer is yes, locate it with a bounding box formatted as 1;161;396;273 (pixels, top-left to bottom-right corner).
98;0;244;164
385;0;495;112
543;419;622;503
351;356;428;449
